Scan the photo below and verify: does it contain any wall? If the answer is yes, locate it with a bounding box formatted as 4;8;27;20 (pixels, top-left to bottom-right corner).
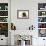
11;0;38;30
11;0;46;46
11;0;46;30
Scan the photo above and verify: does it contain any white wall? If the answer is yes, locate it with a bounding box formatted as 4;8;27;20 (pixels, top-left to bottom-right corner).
10;0;46;46
11;0;38;30
11;0;46;30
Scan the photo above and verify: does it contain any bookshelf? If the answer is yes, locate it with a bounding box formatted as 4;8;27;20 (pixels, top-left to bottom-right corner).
0;3;8;37
38;3;46;37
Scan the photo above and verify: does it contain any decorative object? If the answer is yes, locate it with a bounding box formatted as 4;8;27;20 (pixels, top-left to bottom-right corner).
11;23;16;30
38;23;46;28
17;10;29;19
0;11;8;16
38;3;46;10
0;17;8;22
5;6;8;10
42;12;45;15
0;6;1;10
0;23;8;37
38;17;46;22
29;25;35;30
39;29;46;37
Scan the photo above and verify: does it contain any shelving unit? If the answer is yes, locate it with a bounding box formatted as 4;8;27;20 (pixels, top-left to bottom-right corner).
38;3;46;37
0;3;8;37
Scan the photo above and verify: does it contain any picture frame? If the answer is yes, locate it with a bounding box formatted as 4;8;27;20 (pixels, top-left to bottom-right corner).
17;10;29;19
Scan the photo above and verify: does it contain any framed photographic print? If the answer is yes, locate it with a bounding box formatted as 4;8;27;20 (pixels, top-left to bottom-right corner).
17;10;29;19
